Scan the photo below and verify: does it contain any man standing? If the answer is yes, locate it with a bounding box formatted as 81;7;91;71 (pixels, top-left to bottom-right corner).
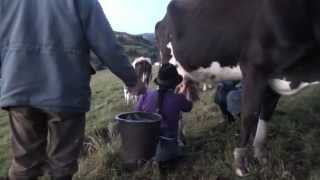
0;0;145;180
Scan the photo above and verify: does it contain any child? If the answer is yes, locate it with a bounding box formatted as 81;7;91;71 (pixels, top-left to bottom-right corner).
135;63;193;164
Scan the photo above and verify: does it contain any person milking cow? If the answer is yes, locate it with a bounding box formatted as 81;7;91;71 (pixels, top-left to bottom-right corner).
0;0;146;179
135;63;193;166
214;80;242;122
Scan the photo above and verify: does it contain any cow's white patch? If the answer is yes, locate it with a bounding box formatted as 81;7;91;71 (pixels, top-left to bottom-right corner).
132;56;152;67
166;42;320;96
201;83;213;91
123;86;138;105
142;73;147;83
166;42;242;82
253;119;267;161
123;87;129;104
235;168;246;177
233;147;249;177
269;79;319;96
153;62;161;66
167;42;191;78
189;62;242;82
159;51;163;62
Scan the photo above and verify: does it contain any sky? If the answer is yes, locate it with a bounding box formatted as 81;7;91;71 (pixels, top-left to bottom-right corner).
99;0;171;35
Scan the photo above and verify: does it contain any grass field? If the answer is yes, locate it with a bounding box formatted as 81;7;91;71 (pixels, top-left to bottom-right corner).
1;70;320;180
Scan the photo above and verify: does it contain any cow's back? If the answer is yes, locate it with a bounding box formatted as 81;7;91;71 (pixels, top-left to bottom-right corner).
166;0;259;71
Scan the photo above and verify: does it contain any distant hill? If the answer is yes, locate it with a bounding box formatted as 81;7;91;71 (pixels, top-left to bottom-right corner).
90;32;157;70
140;33;156;44
115;32;157;62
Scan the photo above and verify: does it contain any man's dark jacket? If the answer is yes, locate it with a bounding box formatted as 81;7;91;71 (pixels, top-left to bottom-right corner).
0;0;137;112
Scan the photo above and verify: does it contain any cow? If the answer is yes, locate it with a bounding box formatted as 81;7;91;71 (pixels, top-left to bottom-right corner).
155;0;320;177
124;57;153;104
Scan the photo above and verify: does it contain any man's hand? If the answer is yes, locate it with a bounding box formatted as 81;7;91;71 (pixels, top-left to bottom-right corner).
127;80;147;95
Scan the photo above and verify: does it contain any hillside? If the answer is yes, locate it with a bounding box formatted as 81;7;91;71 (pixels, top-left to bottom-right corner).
115;32;157;62
140;33;156;44
90;32;157;70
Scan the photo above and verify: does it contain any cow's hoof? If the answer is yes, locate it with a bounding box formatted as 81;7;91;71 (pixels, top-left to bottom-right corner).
256;156;268;166
254;147;268;165
260;157;268;166
233;147;250;177
235;167;249;177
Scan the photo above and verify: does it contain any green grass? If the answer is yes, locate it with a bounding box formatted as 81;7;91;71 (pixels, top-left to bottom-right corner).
1;70;320;179
0;111;10;176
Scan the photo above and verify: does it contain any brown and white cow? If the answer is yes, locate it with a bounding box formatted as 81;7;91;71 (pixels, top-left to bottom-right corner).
124;56;152;104
156;0;320;176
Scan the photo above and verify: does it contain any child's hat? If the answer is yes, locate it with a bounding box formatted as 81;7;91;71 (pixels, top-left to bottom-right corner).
154;63;183;87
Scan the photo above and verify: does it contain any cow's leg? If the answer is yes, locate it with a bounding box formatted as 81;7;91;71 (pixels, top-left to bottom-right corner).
123;87;129;105
133;95;139;104
253;87;280;164
234;69;268;177
202;83;207;91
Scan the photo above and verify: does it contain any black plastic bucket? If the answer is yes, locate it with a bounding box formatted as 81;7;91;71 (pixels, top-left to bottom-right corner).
116;112;161;168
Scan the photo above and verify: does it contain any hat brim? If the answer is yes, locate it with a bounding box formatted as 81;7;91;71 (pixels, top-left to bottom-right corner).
154;75;183;87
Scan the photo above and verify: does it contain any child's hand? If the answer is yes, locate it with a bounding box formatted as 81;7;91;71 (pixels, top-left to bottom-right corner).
176;79;200;101
176;81;188;94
